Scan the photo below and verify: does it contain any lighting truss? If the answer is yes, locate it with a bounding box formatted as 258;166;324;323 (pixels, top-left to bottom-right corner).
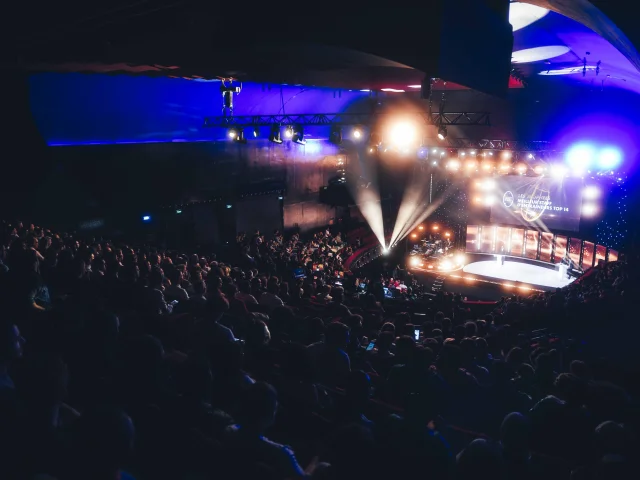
444;139;552;152
203;111;491;129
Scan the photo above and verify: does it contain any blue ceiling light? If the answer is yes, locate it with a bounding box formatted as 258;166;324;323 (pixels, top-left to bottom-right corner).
142;215;151;222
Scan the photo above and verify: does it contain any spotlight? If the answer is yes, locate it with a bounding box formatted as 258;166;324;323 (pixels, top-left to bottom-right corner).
411;233;418;239
433;225;439;231
142;215;151;222
481;179;496;191
252;126;259;138
418;225;424;231
484;195;496;206
176;209;182;214
292;125;306;145
447;159;461;171
330;125;342;145
481;160;494;172
417;146;429;160
502;151;512;159
284;125;294;139
226;204;232;209
410;257;420;267
499;162;511;173
582;185;601;200
465;159;478;171
382;248;390;255
567;143;595;171
515;163;527;175
455;253;466;264
437;124;447;140
229;127;246;143
445;232;451;238
389;122;417;147
598;147;622;169
582;203;598;217
353;128;363;139
533;164;546;175
440;260;453;270
269;125;283;144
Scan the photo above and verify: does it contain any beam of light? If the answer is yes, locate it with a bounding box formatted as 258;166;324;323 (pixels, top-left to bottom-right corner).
566;143;595;173
348;152;386;249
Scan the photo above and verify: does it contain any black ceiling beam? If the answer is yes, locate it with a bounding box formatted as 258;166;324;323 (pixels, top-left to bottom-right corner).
203;112;491;129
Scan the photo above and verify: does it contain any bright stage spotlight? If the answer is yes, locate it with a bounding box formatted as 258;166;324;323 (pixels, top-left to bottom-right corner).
480;179;496;191
515;163;528;175
418;225;424;231
567;143;595;172
269;125;283;144
502;151;512;159
284;125;294;139
455;253;466;265
465;159;478;171
533;164;546;175
582;203;598;217
382;248;390;256
433;225;439;231
499;162;511;173
440;260;453;271
598;147;622;169
411;233;418;239
410;257;420;267
481;160;494;172
228;127;247;143
389;122;417;147
447;159;461;171
484;195;496;206
252;127;259;138
437;124;447;140
550;164;567;178
353;127;363;140
417;146;429;160
582;185;601;200
292;125;306;145
445;232;451;238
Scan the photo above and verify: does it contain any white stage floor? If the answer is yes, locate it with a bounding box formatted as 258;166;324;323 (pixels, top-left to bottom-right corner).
462;260;574;289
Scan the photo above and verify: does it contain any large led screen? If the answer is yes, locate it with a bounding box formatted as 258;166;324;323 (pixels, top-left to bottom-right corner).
490;176;583;231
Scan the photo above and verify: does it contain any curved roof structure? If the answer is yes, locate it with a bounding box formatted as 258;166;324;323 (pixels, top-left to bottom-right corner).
7;1;640;95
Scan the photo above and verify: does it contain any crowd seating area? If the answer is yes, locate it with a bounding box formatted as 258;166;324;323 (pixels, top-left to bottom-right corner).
0;220;638;480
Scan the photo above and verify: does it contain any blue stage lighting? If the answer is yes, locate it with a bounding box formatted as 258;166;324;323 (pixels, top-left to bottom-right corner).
142;215;151;222
566;143;595;171
598;147;622;169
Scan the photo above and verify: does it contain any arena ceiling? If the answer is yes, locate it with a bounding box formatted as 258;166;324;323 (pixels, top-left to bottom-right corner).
4;1;640;95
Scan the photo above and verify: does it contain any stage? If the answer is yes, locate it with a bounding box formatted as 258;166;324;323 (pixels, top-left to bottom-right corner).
462;259;574;289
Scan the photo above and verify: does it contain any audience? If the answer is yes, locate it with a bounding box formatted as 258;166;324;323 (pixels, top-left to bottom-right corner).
0;219;637;480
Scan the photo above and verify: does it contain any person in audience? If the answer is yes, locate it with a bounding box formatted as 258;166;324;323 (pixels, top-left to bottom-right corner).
225;382;306;478
308;322;351;387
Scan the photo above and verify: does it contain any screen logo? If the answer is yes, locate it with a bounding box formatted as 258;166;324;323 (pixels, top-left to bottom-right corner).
503;191;514;208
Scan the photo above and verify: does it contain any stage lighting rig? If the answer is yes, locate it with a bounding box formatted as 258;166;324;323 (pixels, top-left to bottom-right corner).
330;125;342;145
292;125;306;145
228;127;247;144
284;125;294;140
437;124;447;141
269;125;283;144
220;79;242;116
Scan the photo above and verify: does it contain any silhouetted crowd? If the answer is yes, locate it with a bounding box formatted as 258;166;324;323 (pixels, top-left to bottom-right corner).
0;220;637;480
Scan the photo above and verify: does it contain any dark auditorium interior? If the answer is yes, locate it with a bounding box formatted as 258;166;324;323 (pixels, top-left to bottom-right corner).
3;1;640;479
